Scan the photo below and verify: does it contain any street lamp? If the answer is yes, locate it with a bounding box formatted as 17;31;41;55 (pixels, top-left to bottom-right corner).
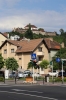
61;59;66;84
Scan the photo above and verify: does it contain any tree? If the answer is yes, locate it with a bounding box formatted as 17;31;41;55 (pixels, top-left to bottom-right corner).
5;57;19;71
59;29;64;35
52;48;66;70
27;61;33;69
9;31;23;38
0;53;4;69
39;60;49;69
27;59;40;69
25;24;33;39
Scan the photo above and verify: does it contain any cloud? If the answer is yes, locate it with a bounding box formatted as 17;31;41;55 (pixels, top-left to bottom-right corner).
0;0;21;8
0;8;66;33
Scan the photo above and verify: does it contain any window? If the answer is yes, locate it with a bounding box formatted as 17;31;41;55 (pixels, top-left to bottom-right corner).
38;56;43;61
11;49;14;53
19;58;21;60
38;47;42;52
4;49;7;54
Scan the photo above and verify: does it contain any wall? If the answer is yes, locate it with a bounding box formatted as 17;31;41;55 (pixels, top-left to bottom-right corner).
0;34;7;46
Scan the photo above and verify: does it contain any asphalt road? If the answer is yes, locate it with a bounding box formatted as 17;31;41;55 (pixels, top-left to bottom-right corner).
0;84;66;100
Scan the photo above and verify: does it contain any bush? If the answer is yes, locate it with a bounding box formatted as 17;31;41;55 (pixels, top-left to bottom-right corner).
55;77;62;82
0;77;4;82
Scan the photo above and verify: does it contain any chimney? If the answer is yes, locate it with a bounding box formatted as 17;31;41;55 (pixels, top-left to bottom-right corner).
61;42;64;48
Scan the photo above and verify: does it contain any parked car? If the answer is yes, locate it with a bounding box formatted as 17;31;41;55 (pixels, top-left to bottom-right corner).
9;71;16;78
23;71;32;77
24;70;31;73
18;71;24;78
48;70;58;77
32;72;41;78
58;72;66;77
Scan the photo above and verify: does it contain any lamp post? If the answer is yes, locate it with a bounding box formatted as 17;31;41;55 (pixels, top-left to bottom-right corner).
50;61;54;83
61;60;63;84
33;66;34;83
61;59;66;84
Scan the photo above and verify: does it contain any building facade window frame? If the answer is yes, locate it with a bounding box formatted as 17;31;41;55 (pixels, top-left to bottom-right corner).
11;49;14;53
4;49;7;54
38;47;42;52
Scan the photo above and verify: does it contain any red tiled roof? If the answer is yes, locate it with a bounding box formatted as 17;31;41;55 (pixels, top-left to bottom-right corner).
0;38;61;53
24;24;37;28
0;33;8;38
44;38;61;49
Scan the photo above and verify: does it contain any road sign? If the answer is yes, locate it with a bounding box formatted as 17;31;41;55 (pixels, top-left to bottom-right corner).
56;58;61;62
50;61;53;65
31;53;36;60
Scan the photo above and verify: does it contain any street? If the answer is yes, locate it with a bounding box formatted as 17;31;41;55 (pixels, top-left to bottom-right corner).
0;84;66;100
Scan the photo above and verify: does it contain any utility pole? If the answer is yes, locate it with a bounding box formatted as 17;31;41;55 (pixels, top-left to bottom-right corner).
50;61;54;83
33;66;34;83
61;60;63;84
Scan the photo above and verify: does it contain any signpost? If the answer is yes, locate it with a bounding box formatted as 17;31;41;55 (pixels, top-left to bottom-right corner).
56;57;66;84
31;53;36;83
56;58;61;63
31;53;36;60
61;59;66;84
50;61;54;83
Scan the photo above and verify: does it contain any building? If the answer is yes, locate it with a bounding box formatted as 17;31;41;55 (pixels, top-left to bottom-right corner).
13;23;57;36
0;38;61;74
0;33;8;46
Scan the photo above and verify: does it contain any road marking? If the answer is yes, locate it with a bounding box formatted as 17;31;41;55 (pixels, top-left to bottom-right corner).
0;90;58;100
12;89;43;93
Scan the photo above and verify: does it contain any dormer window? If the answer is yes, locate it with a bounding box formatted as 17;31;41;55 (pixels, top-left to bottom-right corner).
38;47;42;52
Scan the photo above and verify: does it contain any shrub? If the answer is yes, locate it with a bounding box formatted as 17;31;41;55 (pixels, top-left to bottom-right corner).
0;77;4;82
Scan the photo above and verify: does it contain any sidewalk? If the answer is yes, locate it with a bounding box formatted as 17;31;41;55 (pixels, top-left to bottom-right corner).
0;80;66;86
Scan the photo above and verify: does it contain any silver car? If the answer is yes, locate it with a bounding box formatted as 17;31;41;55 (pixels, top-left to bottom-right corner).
18;71;24;78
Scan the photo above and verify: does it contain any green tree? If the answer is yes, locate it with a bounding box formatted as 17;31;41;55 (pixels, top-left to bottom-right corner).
25;24;33;39
39;60;49;69
5;57;19;71
52;48;66;70
27;61;33;69
0;53;4;69
9;31;23;38
59;28;64;35
27;60;38;69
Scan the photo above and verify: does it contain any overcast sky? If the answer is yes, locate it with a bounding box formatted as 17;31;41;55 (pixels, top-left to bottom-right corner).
0;0;66;34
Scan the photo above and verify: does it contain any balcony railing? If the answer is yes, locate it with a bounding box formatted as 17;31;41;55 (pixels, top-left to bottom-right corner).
37;51;44;56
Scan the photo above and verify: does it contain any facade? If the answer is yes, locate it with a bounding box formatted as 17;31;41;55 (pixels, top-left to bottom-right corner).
0;33;8;46
0;38;61;74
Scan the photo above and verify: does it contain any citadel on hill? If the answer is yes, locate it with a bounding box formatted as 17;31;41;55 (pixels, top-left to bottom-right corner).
12;23;57;36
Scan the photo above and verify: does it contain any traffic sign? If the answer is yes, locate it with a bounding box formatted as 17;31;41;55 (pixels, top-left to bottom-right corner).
56;58;61;62
31;53;36;60
50;61;53;65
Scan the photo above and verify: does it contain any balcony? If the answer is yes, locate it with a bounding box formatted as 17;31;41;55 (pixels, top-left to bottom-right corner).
37;51;44;56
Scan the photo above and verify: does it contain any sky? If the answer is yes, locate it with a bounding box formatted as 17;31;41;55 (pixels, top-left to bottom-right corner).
0;0;66;34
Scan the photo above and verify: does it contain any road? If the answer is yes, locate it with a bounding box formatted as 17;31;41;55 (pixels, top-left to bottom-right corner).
0;84;66;100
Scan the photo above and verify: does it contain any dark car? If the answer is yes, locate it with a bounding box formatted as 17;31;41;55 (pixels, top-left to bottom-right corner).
9;71;16;78
58;72;66;77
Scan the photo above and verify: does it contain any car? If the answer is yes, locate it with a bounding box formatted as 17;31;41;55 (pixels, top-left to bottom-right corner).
18;71;24;78
48;70;58;77
24;70;31;73
9;71;16;78
23;71;32;77
32;72;41;77
58;72;66;77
